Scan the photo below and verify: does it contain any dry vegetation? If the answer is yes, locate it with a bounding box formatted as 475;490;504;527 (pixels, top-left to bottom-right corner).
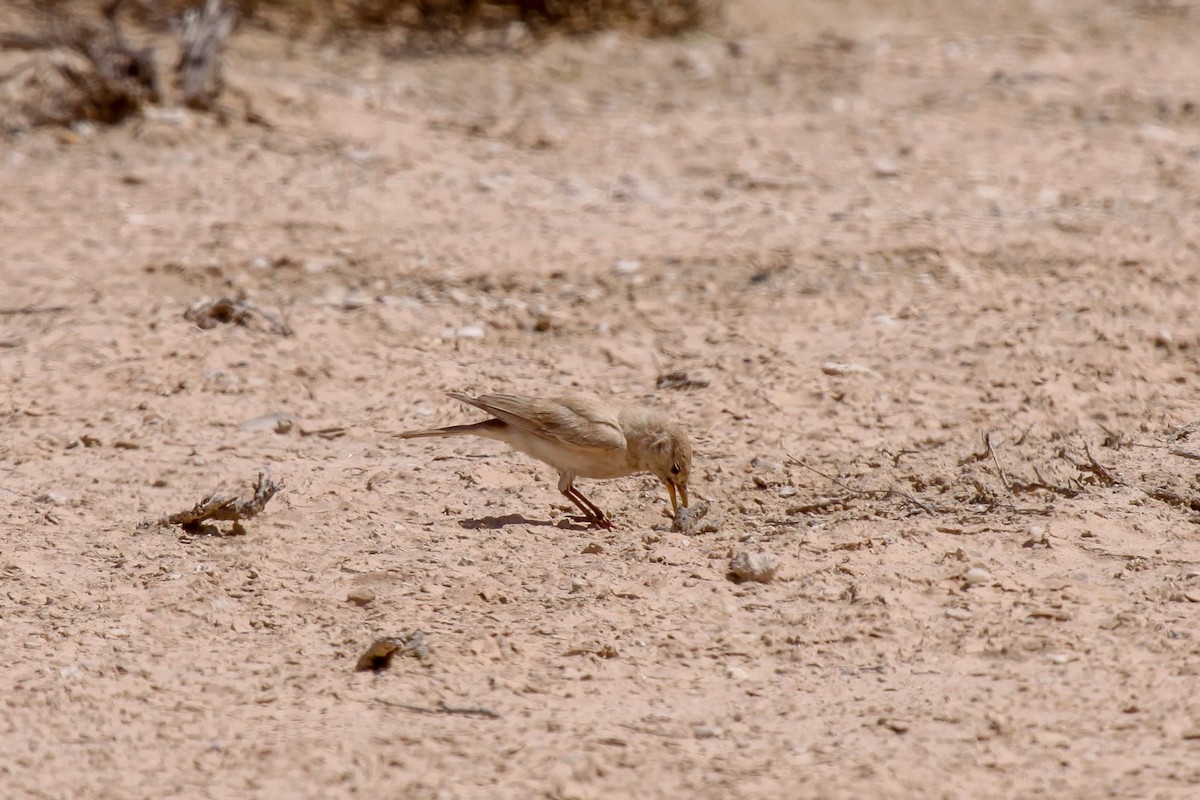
0;2;161;126
1;0;719;127
135;0;721;38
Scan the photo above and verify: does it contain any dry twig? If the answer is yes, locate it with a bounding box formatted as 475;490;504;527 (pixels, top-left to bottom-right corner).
0;305;70;315
157;471;281;534
175;0;236;111
356;632;431;671
983;431;1012;491
377;699;501;720
787;456;936;515
184;295;293;335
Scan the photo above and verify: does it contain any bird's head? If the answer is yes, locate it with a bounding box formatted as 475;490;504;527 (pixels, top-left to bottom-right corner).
647;423;691;516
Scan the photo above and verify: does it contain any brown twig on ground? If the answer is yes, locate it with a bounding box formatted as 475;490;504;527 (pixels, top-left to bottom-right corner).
158;471;281;534
983;431;1012;491
175;0;236;111
0;305;70;315
377;699;501;719
656;370;710;390
184;295;293;335
1079;443;1120;486
787;456;937;515
1144;488;1200;513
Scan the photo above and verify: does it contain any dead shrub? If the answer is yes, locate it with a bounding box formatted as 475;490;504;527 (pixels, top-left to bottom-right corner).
1;0;238;129
175;0;237;110
0;1;161;126
133;0;720;41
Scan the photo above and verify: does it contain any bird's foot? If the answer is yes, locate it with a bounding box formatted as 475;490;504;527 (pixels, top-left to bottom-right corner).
567;513;613;530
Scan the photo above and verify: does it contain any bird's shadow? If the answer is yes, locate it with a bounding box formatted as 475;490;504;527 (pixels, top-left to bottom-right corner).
457;513;591;531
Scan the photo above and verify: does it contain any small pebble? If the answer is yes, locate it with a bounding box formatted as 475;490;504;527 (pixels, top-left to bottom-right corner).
964;567;992;586
730;550;780;583
238;412;297;434
456;325;485;339
346;588;375;606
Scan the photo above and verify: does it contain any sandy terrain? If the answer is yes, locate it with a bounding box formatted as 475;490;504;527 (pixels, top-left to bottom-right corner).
3;0;1200;797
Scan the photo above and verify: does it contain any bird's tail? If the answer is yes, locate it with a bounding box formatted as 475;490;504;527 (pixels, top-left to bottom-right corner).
392;420;504;440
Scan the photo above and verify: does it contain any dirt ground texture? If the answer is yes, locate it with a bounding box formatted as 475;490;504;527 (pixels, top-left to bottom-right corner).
3;0;1200;797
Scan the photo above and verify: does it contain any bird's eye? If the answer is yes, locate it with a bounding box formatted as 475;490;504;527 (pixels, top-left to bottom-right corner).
670;464;681;475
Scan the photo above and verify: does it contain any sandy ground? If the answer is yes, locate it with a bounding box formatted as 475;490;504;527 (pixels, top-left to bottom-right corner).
3;0;1200;797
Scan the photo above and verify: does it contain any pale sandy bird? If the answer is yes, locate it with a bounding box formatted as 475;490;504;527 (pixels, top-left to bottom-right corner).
395;392;691;528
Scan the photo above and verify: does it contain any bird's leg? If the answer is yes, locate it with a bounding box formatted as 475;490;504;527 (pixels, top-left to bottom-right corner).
559;486;613;529
558;473;612;529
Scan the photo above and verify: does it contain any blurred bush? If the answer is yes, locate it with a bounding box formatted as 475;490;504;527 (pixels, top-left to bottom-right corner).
130;0;722;39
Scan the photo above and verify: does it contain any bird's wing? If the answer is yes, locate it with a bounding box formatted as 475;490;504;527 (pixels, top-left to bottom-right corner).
449;392;626;452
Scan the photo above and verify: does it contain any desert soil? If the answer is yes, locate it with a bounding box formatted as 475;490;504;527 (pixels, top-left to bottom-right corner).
3;0;1200;797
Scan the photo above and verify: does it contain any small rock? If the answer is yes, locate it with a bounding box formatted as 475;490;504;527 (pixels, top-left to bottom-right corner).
821;361;882;379
582;542;604;555
730;550;780;583
340;290;369;310
724;664;749;680
750;455;782;471
1023;525;1051;549
874;158;899;178
693;725;722;739
964;567;992;586
878;718;910;734
456;325;485;339
944;606;972;620
346;588;375;606
614;258;641;275
238;412;297;434
354;631;429;671
778;486;797;498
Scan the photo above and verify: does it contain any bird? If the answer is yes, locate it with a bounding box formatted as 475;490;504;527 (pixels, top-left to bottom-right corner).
394;392;691;529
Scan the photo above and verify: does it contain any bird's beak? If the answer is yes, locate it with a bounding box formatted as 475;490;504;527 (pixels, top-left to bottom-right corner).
667;481;689;516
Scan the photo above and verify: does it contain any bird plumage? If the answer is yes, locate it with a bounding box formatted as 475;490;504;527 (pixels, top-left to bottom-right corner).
395;392;691;527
